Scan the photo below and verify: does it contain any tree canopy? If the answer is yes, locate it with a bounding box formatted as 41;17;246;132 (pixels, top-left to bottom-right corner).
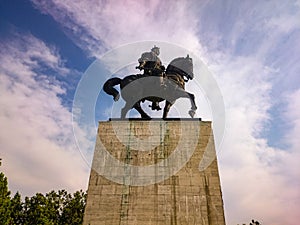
0;159;86;225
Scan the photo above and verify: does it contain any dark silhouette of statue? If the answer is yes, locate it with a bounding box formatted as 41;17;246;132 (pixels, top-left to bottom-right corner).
136;46;165;111
103;55;197;119
136;46;165;76
250;219;261;225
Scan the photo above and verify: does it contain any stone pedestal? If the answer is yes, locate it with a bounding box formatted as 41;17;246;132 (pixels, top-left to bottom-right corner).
83;119;225;225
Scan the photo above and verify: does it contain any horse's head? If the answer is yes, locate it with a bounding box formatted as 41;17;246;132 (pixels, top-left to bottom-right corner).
183;55;194;80
167;55;194;81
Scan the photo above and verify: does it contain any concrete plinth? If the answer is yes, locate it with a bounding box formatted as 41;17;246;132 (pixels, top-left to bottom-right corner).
83;119;225;225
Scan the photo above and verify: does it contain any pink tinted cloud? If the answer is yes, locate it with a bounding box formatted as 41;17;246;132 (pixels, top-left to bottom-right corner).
0;32;90;196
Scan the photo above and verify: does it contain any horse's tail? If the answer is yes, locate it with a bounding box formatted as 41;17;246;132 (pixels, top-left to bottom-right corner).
103;77;122;101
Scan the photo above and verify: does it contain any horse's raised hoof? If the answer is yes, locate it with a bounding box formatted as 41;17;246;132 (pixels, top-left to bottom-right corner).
189;110;195;118
113;94;120;102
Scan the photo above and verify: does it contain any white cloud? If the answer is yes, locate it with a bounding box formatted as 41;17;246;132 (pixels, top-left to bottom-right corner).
31;0;204;57
0;32;91;196
28;0;300;224
282;89;300;177
287;99;300;146
211;55;300;225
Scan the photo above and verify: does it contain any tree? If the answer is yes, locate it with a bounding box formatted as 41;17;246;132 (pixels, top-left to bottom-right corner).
10;192;24;224
60;190;86;225
23;193;57;225
0;159;12;225
0;159;87;225
22;190;86;224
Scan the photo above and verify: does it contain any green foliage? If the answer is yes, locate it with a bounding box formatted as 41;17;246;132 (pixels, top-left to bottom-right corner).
8;190;87;225
10;192;23;225
0;171;12;225
60;190;86;225
0;160;86;225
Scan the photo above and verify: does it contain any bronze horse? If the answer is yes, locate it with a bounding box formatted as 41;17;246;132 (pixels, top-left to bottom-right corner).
103;55;197;119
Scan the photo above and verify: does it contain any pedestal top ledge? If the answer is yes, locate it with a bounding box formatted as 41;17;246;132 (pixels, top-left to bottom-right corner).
108;118;202;121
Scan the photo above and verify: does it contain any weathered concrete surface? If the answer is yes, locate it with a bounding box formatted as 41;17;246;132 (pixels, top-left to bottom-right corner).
83;120;226;225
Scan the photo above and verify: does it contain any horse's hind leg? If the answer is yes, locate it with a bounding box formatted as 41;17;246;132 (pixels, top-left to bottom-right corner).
134;102;151;119
121;102;131;119
163;101;173;119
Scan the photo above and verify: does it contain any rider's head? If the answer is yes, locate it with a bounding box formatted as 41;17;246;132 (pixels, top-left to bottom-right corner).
151;46;160;56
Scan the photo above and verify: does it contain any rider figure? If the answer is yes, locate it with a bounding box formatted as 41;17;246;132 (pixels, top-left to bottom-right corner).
136;46;164;74
136;46;165;111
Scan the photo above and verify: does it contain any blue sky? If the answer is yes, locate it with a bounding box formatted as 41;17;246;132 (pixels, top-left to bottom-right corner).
0;1;300;224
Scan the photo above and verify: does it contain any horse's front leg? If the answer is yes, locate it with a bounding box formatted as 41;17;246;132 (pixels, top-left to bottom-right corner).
163;101;173;119
173;88;197;118
187;92;197;118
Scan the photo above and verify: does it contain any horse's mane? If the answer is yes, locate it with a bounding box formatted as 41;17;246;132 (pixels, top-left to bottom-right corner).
169;57;186;65
166;57;188;76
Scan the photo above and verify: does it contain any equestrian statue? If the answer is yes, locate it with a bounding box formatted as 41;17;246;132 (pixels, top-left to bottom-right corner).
103;46;197;119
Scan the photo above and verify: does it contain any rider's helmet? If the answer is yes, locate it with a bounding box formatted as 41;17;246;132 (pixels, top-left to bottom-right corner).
151;46;160;56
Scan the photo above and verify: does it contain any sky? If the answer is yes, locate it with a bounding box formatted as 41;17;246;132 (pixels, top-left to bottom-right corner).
0;0;299;224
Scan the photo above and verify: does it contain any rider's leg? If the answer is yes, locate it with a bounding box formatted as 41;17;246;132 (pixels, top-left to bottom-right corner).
151;101;161;111
160;75;166;88
151;72;165;111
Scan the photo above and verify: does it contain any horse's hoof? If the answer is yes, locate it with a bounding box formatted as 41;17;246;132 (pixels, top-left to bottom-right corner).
113;94;120;102
189;110;195;118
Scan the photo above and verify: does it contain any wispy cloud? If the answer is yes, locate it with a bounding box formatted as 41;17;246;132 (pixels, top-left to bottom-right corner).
285;89;300;149
31;0;204;57
195;2;300;224
0;31;91;196
212;54;299;225
24;0;300;224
